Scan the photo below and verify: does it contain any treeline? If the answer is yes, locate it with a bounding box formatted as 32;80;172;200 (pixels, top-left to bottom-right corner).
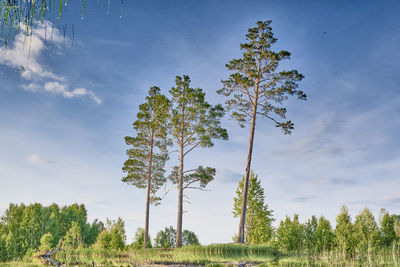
0;203;199;262
274;206;400;257
0;203;102;261
234;171;400;258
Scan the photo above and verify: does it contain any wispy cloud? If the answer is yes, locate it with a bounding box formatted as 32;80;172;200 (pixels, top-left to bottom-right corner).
216;169;243;184
291;196;314;203
314;178;357;185
23;81;102;104
0;22;102;104
27;154;49;165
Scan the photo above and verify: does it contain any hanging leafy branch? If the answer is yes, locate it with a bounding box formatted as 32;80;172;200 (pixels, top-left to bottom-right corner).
0;0;123;46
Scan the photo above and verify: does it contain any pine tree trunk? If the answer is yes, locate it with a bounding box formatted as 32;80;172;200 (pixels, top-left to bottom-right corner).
176;140;184;247
176;103;185;248
144;136;154;248
237;99;258;243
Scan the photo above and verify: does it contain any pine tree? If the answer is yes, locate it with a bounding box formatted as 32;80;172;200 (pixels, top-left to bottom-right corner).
233;171;274;244
218;20;306;243
122;86;170;248
168;75;228;247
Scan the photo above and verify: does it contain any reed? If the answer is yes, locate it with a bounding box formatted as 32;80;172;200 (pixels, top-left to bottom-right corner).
2;244;400;266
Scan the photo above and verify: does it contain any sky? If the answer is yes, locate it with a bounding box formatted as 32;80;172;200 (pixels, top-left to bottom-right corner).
1;0;400;244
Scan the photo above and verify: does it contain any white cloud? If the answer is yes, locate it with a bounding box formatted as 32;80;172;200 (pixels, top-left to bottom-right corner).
0;21;102;104
0;22;63;81
41;82;103;104
27;154;47;165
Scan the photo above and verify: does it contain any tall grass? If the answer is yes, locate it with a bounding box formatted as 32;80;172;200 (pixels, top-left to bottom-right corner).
51;244;279;265
276;244;400;266
3;244;400;266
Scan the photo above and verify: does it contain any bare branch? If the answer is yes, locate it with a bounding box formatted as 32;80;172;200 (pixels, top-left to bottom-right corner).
183;143;200;157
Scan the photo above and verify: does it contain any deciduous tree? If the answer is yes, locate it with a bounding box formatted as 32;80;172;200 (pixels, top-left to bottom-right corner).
94;218;126;250
315;216;334;252
132;227;152;249
182;230;200;246
110;218;126;250
218;20;306;243
122;86;170;248
154;226;176;248
334;205;355;258
168;75;228;247
64;222;83;249
304;215;318;253
276;214;304;251
354;208;379;253
379;209;397;247
39;233;53;252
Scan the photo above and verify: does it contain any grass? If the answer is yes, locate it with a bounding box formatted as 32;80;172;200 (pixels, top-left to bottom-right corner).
2;244;400;266
53;244;280;266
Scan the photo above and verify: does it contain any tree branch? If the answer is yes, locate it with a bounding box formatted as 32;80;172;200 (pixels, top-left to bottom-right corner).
183;143;200;157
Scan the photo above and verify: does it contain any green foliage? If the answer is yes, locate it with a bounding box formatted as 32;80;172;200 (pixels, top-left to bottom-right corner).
0;1;123;45
85;219;104;246
122;86;170;248
122;86;170;205
303;215;318;253
59;203;88;238
53;243;279;265
94;218;126;250
218;20;305;244
110;218;126;250
233;171;274;244
168;74;228;246
153;227;199;247
218;20;306;131
276;214;304;252
0;202;102;261
182;230;200;246
334;205;355;258
132;227;152;249
315;216;334;252
0;233;6;262
39;233;53;252
94;229;112;249
64;221;83;249
5;232;17;260
379;209;397;247
395;217;400;240
354;208;379;253
168;75;228;188
21;203;43;252
154;226;176;248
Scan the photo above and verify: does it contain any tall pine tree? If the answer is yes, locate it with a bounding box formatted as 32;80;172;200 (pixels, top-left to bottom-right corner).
122;86;170;248
168;75;228;247
218;20;306;243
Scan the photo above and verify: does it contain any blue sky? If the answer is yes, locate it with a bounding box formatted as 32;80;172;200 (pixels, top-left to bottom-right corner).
1;0;400;244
